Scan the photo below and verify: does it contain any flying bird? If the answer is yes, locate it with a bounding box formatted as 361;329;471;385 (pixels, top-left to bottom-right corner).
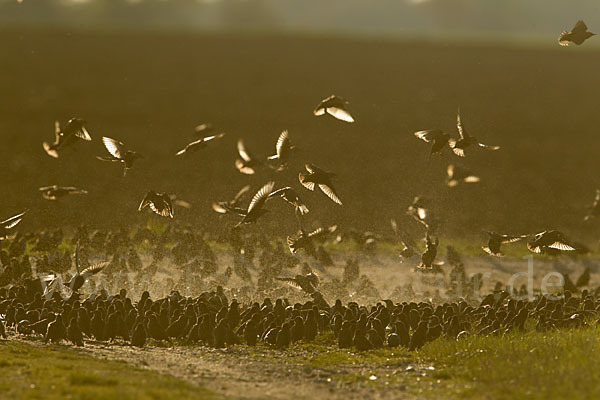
584;189;600;221
39;185;88;201
268;186;309;215
234;181;275;227
97;137;143;176
558;21;596;46
235;139;262;175
175;132;225;156
0;211;26;240
413;129;451;159
313;95;355;123
390;218;415;258
212;185;251;215
43;118;91;158
527;230;576;254
446;164;480;187
299;163;342;205
286;226;335;258
482;231;527;257
139;191;174;218
275;271;320;294
407;196;438;232
267;130;295;171
448;110;500;157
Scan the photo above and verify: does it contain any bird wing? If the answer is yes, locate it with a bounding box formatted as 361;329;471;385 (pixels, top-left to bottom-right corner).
548;242;576;251
308;227;325;238
102;137;125;159
456;111;466;139
212;202;229;214
527;242;542;253
276;130;290;158
558;31;570;46
275;277;302;290
482;246;503;257
54;121;61;141
247;181;275;214
38;185;58;191
268;187;289;198
1;211;26;229
235;159;255;175
477;141;500;150
319;183;343;205
451;146;465;158
81;261;110;279
501;235;526;244
326;107;355;123
75;125;92;141
463;175;481;183
159;193;174;218
202;132;226;143
414;129;443;143
299;173;315;191
43;142;59;158
237;139;253;162
194;123;213;133
232;185;251;204
176;139;202;156
572;20;588;34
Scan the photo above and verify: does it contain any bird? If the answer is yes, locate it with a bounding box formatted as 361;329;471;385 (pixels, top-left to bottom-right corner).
0;211;26;240
97;136;143;176
268;187;309;215
558;21;596;46
299;163;342;205
212;185;251;216
235;139;262;175
286;228;327;257
234;181;275;228
43;118;92;158
413;129;451;159
267;130;295;171
446;164;480;187
417;232;443;271
482;231;527;257
193;123;214;135
50;242;109;294
527;231;577;254
313;95;355;123
175;132;225;156
448;109;500;157
390;218;415;258
407;196;437;232
584;189;600;221
139;191;174;218
275;271;320;295
39;185;88;201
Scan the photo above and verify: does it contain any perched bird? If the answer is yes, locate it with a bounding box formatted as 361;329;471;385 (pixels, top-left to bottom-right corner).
446;164;480;187
558;21;596;46
212;185;251;215
43;118;91;158
527;230;576;254
417;233;443;271
97;137;143;176
268;187;309;215
0;211;26;240
413;129;451;159
275;271;320;295
267;130;295;171
175;132;225;156
313;95;354;123
139;191;174;218
482;231;527;257
234;181;275;228
235;139;262;175
448;110;500;157
39;185;88;201
299;163;342;205
584;189;600;221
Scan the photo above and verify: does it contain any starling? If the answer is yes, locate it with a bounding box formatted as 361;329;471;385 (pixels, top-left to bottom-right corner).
482;231;527;257
409;320;428;351
0;211;26;240
212;185;251;215
39;185;88;201
313;95;355;123
275;271;320;295
407;196;437;232
286;228;329;258
97;137;143;176
417;233;443;271
131;321;147;348
139;190;174;218
299;163;342;205
269;187;309;215
446;164;480;187
234;181;275;228
235;139;262;175
67;317;84;346
45;314;66;343
448;109;500;157
267;130;295;171
276;322;291;349
175;132;225;156
63;242;109;293
527;231;576;254
558;21;595;46
43;118;91;158
413;129;451;159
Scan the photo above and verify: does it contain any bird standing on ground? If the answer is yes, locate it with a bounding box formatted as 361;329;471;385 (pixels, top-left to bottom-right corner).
43;118;92;158
482;231;527;257
448;110;500;157
139;191;174;218
39;185;88;201
0;211;26;240
313;95;355;123
97;137;143;176
558;21;596;46
299;163;342;205
175;132;225;156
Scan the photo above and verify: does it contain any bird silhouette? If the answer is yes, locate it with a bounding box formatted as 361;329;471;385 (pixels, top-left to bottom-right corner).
43;118;91;158
482;231;527;257
234;181;275;228
39;185;88;201
267;130;295;171
448;109;500;157
268;187;309;215
313;95;355;123
97;137;143;176
558;21;596;46
275;271;320;295
527;230;576;254
139;191;174;218
414;129;451;159
175;132;225;156
299;163;342;205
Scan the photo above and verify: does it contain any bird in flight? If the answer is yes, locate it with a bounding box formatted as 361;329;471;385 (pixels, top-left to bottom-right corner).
139;191;174;218
175;132;225;156
275;271;320;295
39;185;88;201
482;231;527;257
407;196;438;232
414;129;451;160
234;181;275;228
235;139;262;175
390;218;415;258
446;164;480;187
287;225;335;258
268;186;309;215
97;137;143;176
584;189;600;221
0;211;26;240
449;110;500;157
212;185;251;216
527;230;576;254
313;95;355;123
299;163;342;206
558;21;596;46
267;130;295;171
43;118;92;158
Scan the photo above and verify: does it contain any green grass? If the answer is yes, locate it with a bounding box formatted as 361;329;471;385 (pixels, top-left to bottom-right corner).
0;341;216;400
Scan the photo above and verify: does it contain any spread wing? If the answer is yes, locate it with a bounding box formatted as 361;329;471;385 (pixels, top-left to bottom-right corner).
232;185;251;204
326;107;354;123
202;132;226;143
414;129;444;143
1;211;26;229
456;111;466;139
477;141;500;150
176;138;202;156
102;137;125;159
548;241;576;251
247;181;275;214
276;130;290;158
81;261;110;279
237;139;253;162
572;20;588;34
319;183;343;205
299;173;315;191
75;125;92;141
235;159;255;175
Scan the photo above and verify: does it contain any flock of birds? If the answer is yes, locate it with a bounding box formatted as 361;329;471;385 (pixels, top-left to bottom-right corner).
0;20;598;351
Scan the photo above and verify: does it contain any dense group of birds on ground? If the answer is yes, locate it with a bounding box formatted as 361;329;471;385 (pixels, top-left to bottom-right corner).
0;20;598;352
